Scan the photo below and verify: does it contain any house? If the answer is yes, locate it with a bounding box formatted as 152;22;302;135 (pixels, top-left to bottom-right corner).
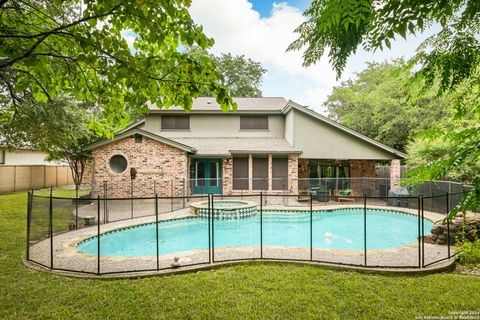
0;149;54;165
0;148;72;193
83;97;405;197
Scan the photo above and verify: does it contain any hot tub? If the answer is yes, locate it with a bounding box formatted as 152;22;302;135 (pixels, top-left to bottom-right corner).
190;200;258;220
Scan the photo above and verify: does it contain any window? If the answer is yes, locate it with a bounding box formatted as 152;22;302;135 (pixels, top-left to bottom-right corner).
272;158;288;190
240;116;268;130
196;160;205;187
109;155;128;174
252;157;268;190
308;160;350;191
233;157;249;190
161;116;190;130
0;150;4;164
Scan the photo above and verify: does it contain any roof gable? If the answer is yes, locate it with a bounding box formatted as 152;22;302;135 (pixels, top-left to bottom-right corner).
283;101;406;159
83;128;196;153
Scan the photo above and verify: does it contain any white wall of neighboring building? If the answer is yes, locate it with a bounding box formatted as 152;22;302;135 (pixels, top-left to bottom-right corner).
1;150;65;166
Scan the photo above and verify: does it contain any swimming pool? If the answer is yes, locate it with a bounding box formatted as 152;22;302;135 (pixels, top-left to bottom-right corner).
77;208;434;256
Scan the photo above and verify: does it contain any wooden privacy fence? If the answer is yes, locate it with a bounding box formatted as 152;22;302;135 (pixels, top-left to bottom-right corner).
0;165;74;193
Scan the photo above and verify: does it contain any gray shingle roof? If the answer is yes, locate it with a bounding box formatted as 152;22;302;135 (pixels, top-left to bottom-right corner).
170;137;301;156
148;97;288;112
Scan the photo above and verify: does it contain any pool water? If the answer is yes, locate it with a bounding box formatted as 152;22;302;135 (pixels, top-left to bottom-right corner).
77;209;434;256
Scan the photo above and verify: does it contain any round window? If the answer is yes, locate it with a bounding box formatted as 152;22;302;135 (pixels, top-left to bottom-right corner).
109;155;128;174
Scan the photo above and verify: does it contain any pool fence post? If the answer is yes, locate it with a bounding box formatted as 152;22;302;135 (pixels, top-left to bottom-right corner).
363;192;367;266
155;194;159;271
75;185;79;230
417;195;421;268
421;194;425;268
49;186;53;270
265;185;268;205
208;193;211;264
446;191;450;259
260;192;263;259
26;191;32;261
211;193;215;263
310;192;313;261
97;195;101;275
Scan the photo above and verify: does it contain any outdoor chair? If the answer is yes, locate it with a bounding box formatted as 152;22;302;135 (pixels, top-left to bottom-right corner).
335;189;355;202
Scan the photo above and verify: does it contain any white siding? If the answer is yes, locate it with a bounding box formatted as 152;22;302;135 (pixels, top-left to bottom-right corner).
3;150;65;165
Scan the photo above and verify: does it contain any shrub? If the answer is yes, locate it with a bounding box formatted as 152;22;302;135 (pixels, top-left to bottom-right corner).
457;240;480;266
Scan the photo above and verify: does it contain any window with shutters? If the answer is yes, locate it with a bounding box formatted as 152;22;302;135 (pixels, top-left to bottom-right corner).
272;158;288;190
240;116;268;130
233;157;249;190
161;116;190;130
252;156;268;190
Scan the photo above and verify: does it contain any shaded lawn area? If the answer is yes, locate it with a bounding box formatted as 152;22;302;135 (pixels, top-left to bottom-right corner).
28;187;92;241
1;192;480;320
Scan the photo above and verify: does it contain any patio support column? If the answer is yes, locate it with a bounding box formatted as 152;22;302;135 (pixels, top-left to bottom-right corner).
248;154;253;193
390;159;401;188
267;154;272;191
288;154;299;194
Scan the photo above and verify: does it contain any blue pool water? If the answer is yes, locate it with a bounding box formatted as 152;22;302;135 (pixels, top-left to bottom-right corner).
77;209;434;256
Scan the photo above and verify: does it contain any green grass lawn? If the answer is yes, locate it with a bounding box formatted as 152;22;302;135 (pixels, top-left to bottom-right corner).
1;191;480;319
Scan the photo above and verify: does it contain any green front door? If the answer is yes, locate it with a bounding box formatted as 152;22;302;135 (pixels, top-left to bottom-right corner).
192;159;222;194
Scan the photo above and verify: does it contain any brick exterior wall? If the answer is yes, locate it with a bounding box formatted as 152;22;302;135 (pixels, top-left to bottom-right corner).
349;160;376;196
298;159;309;179
91;136;188;197
81;160;93;185
297;159;309;191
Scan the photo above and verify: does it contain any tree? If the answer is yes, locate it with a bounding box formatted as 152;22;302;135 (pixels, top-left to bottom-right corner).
46;134;94;190
213;53;267;97
406;128;480;185
186;47;267;97
289;0;480;218
0;1;236;135
0;96;97;187
325;60;448;152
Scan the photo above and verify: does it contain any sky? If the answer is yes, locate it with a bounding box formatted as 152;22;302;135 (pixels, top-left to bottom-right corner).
187;0;439;113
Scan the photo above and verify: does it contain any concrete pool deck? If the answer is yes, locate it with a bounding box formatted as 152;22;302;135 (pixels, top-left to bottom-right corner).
26;204;454;277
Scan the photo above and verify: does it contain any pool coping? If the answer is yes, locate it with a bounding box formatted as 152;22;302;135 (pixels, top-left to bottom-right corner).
26;204;453;277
